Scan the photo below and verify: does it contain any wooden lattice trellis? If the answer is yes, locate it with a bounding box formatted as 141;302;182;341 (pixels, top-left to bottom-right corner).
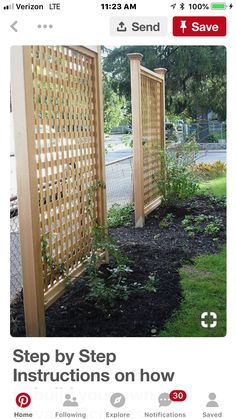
11;46;106;336
128;53;166;227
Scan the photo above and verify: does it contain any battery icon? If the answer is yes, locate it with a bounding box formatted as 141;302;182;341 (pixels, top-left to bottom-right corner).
211;2;226;9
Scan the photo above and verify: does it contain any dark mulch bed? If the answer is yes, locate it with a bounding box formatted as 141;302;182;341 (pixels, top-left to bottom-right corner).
11;194;226;337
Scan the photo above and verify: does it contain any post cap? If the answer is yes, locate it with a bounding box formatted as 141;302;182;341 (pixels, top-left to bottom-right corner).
127;53;143;62
154;68;167;77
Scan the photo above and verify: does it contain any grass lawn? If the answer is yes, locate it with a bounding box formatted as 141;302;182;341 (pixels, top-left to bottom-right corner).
159;247;226;337
199;175;226;196
160;176;226;337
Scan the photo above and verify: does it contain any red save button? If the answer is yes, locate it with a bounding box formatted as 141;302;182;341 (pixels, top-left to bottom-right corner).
173;16;226;36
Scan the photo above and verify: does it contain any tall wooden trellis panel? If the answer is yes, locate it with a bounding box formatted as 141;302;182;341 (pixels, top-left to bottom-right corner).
11;46;106;336
128;53;166;227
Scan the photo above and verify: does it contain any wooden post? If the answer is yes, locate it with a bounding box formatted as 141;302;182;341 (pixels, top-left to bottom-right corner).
127;53;144;228
11;46;46;336
93;47;109;262
154;68;167;149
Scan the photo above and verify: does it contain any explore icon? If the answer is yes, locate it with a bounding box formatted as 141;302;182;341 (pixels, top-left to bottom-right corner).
110;393;126;408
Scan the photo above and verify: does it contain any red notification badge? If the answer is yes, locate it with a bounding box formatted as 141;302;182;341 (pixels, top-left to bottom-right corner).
170;390;187;402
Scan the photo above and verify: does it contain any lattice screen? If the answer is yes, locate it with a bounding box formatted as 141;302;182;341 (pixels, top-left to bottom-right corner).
141;69;163;209
128;53;165;227
30;46;104;298
141;67;164;213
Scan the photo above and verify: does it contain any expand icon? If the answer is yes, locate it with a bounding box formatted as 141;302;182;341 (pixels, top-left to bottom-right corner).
201;312;218;328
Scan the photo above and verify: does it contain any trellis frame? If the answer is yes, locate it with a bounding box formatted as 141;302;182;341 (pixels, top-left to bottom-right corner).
128;53;166;227
11;46;107;336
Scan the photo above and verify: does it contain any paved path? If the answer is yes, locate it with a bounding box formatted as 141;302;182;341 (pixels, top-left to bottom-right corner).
196;150;226;163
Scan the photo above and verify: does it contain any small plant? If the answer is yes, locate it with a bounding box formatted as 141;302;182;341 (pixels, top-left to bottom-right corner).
41;233;67;278
108;203;134;228
159;213;174;228
182;214;223;238
207;194;226;209
143;273;159;294
182;214;209;236
204;218;222;236
85;277;130;312
84;223;132;312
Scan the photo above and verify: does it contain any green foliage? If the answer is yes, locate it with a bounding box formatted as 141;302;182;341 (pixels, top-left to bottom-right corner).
207;194;226;209
108;203;134;228
121;134;133;148
85;276;130;312
154;141;200;206
103;45;226;120
159;213;174;228
205;134;219;143
143;273;159;294
182;214;223;238
41;233;67;277
103;72;128;134
84;223;131;312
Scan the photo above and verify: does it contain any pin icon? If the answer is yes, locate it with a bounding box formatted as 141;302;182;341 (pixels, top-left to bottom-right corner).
180;20;187;33
16;393;31;408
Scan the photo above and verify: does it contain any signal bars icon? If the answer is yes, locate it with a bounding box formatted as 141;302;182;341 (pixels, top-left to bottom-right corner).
3;3;14;9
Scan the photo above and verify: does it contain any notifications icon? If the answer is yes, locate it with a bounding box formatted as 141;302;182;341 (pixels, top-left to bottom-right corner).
158;392;172;407
16;393;31;408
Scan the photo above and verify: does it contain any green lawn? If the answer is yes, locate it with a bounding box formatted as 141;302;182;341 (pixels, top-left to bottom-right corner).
159;248;226;337
159;176;226;337
199;175;226;196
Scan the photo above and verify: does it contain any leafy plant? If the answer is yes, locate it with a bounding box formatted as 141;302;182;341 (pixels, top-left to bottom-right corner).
103;72;129;134
84;222;132;312
108;203;134;228
41;233;67;278
204;219;222;236
204;134;219;143
207;194;226;209
159;213;174;228
154;140;200;206
143;273;159;294
182;214;223;238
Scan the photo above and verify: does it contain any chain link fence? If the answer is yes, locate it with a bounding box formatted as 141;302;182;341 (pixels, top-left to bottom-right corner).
177;121;226;144
106;155;133;209
10;196;23;301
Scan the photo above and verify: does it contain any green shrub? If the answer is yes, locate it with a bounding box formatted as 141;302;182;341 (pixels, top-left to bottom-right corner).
204;134;219;143
159;213;174;228
108;203;134;228
84;223;132;312
154;141;200;206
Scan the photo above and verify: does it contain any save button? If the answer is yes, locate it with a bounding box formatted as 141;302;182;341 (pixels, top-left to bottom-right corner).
173;16;226;36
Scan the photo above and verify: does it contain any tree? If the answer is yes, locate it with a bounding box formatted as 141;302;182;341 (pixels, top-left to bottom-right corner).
103;46;226;121
102;72;128;134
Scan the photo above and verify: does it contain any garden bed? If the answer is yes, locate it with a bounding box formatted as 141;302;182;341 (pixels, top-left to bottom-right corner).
11;194;226;337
